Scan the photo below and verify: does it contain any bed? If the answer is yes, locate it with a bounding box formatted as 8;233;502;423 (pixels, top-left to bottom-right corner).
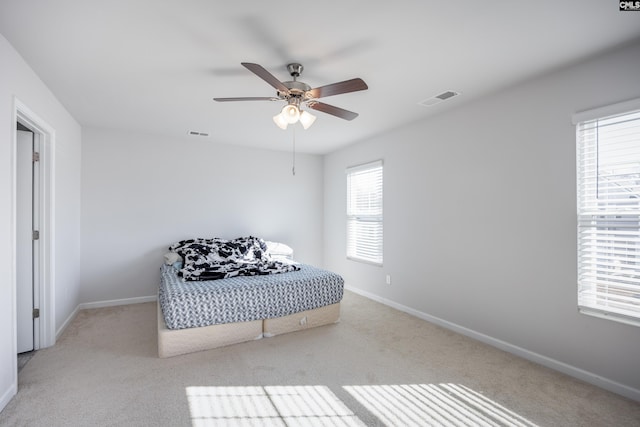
157;237;344;358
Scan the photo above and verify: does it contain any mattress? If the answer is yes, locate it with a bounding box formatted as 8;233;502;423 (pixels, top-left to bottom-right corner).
159;263;344;330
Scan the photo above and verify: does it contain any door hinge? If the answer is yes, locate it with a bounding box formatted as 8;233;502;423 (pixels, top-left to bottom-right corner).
33;230;40;240
33;308;40;319
33;151;40;162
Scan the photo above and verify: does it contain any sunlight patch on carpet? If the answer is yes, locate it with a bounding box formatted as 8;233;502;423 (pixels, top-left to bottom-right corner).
343;383;539;427
186;385;365;426
186;383;538;426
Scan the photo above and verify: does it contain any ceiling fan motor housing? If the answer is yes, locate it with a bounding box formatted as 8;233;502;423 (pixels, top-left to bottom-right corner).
279;80;311;100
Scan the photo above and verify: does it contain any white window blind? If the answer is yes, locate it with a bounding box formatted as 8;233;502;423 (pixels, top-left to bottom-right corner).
346;160;383;265
576;106;640;326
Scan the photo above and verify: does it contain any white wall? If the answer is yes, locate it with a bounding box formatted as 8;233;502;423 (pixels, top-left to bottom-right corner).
324;40;640;398
80;128;324;302
0;34;82;411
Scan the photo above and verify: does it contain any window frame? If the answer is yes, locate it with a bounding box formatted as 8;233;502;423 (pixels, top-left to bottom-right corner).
573;98;640;327
346;160;383;266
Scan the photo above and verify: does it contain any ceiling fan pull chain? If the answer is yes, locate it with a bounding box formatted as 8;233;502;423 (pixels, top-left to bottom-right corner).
292;126;296;176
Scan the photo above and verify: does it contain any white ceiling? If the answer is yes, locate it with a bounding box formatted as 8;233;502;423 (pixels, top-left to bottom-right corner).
1;1;639;154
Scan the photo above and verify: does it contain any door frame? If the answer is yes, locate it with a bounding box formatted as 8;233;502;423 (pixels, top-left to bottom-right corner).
12;98;56;353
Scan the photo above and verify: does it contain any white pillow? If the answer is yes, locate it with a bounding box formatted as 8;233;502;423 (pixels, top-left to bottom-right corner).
163;251;182;265
265;241;294;260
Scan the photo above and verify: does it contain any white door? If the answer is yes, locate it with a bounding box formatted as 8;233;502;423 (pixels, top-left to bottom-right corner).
17;129;34;353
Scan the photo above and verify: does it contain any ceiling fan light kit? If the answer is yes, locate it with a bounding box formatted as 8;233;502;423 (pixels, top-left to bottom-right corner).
214;62;368;130
273;107;316;130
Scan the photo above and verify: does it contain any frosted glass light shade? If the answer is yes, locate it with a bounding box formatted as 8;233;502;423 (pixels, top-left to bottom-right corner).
282;104;300;124
273;113;288;130
299;110;316;130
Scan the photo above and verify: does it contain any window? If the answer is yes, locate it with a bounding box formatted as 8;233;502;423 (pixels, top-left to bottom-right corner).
575;100;640;326
346;160;383;265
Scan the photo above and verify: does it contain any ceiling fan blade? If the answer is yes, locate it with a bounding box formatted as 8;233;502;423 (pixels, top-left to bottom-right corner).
307;102;359;121
213;97;280;102
306;78;368;99
241;62;290;94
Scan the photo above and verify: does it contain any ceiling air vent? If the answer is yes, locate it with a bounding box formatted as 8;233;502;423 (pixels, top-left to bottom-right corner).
188;130;210;137
418;90;460;107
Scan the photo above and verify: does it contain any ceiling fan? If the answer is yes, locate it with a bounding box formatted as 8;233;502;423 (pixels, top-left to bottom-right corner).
214;62;368;130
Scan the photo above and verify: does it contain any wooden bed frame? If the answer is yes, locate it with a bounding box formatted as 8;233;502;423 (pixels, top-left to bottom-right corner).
157;301;341;358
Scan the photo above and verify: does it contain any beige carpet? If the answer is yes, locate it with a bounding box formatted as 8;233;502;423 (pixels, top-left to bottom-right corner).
1;291;639;426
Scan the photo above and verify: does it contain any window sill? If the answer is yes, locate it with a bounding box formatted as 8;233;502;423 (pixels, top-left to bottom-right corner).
578;307;640;328
347;256;383;267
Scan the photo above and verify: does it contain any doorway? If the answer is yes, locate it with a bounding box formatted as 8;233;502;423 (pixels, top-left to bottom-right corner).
13;99;55;376
16;123;39;356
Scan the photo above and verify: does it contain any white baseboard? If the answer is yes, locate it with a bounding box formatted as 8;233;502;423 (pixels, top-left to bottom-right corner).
345;286;640;402
56;304;80;341
78;295;157;310
0;382;17;414
56;295;157;340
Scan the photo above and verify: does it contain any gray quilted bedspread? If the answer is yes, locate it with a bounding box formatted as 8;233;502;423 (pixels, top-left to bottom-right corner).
159;263;344;330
